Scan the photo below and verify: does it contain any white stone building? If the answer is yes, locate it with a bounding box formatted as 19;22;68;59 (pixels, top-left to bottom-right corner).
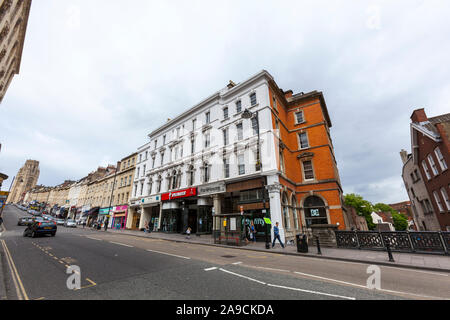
130;70;286;242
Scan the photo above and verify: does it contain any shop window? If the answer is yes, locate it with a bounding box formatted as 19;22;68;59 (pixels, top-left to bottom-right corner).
239;189;263;202
303;196;328;227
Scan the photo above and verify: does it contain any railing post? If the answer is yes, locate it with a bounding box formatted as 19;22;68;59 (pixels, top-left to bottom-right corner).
439;232;448;255
355;230;361;249
379;231;385;249
316;236;322;255
386;241;395;262
406;230;414;253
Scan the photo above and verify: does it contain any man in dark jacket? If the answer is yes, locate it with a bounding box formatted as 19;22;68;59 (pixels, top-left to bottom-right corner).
272;222;284;248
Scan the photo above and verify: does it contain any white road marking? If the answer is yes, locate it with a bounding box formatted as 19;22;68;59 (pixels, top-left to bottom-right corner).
293;271;448;300
251;266;291;273
87;237;103;241
379;265;449;277
146;249;191;260
109;241;133;247
294;271;367;289
232;261;243;265
267;283;356;300
219;268;267;285
204;267;218;271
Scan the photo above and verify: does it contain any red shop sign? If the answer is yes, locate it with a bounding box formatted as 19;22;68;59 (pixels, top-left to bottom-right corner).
161;187;197;201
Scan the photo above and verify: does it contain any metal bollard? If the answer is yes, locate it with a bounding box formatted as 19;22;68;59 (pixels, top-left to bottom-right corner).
386;241;395;262
316;236;322;255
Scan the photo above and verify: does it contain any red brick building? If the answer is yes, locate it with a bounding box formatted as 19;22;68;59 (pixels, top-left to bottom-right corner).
409;109;450;231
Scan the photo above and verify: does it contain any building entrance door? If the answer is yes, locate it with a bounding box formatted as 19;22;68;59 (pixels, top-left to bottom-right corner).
188;209;197;233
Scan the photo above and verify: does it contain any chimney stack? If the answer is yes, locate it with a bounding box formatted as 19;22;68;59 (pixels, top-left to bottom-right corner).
400;149;408;164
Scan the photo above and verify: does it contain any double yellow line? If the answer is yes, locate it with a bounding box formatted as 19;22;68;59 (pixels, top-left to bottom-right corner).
1;240;28;300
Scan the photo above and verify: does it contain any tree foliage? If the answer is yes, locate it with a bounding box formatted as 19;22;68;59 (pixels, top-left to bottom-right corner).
344;195;410;231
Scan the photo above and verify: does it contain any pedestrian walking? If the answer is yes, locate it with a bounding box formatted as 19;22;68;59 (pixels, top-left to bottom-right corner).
186;227;191;239
272;222;284;248
250;221;256;243
0;215;3;232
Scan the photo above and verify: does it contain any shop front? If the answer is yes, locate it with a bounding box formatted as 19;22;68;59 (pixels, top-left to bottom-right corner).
222;177;270;242
98;207;113;226
197;182;226;235
140;195;161;231
161;187;197;234
112;205;128;229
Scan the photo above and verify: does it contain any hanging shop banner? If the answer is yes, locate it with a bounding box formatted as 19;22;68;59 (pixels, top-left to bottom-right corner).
161;187;197;201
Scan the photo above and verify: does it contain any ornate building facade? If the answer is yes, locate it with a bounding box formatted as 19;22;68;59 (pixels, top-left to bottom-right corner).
7;159;39;203
0;0;32;103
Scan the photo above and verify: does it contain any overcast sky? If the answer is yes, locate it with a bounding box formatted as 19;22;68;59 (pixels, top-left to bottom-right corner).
1;0;449;205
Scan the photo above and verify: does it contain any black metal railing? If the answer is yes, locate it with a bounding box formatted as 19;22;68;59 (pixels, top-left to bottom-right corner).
335;230;450;255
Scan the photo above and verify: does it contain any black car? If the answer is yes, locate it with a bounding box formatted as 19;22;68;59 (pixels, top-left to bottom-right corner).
17;217;34;226
23;221;57;238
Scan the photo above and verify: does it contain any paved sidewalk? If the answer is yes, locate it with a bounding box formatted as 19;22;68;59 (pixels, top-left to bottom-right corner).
103;228;450;272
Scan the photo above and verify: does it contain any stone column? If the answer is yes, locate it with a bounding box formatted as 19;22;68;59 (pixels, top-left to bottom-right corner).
266;182;284;243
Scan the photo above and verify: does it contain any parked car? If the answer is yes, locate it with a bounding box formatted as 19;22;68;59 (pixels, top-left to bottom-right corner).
64;219;77;228
23;221;57;238
17;217;34;226
56;219;65;226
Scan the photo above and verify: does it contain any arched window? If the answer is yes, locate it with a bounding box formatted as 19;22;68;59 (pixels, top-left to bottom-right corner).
203;162;210;183
187;165;194;186
304;196;328;227
156;175;162;193
171;170;177;190
282;192;290;230
291;195;299;230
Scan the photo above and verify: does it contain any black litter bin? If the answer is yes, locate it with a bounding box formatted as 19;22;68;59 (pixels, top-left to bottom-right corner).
296;234;308;253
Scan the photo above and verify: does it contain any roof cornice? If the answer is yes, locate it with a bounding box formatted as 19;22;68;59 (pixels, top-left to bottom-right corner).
148;70;274;138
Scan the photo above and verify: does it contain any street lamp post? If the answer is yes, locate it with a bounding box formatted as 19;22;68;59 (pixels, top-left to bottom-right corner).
241;109;270;249
105;165;119;232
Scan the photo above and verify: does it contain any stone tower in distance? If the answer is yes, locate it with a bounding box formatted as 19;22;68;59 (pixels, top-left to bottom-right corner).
7;159;39;203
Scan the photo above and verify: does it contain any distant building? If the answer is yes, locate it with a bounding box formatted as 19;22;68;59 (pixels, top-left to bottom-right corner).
371;212;395;231
0;0;33;103
401;109;450;231
389;200;417;230
343;206;368;231
7;159;39;203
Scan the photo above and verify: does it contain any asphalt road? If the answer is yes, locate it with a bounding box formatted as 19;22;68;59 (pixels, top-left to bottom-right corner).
0;205;448;300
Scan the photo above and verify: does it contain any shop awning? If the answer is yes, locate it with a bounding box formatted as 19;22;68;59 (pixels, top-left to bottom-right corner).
86;207;100;216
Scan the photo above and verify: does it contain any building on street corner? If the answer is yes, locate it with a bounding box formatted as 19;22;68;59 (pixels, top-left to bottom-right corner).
130;70;346;244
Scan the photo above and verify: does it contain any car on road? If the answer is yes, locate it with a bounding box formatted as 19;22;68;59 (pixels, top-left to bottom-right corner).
23;221;57;238
64;219;77;228
55;218;65;226
17;217;34;226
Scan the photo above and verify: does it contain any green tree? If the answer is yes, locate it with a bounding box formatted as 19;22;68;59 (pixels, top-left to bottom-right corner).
344;194;376;230
392;212;409;231
373;202;409;231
